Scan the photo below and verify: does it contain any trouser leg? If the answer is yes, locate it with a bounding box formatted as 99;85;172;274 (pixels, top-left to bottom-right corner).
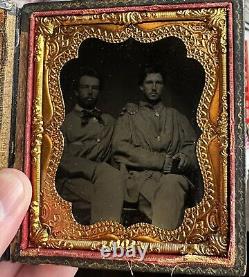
91;163;124;223
56;178;93;224
152;174;189;230
57;178;93;208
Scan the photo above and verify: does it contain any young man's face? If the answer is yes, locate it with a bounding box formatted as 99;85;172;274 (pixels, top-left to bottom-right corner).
140;73;164;103
75;75;100;109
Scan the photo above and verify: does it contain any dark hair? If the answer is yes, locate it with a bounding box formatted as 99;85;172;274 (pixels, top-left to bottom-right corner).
73;67;101;90
138;64;165;86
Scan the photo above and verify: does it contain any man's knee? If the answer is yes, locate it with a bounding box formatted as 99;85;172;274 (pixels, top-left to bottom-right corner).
94;163;124;191
159;174;189;198
161;174;189;188
161;173;187;183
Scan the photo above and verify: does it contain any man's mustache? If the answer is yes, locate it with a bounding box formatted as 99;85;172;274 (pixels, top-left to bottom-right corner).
84;97;97;101
149;92;159;95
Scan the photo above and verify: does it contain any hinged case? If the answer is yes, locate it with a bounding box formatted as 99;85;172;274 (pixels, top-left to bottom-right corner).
0;0;247;275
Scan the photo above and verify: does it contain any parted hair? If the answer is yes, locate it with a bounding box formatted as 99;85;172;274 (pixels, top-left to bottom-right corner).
138;64;165;86
73;67;101;90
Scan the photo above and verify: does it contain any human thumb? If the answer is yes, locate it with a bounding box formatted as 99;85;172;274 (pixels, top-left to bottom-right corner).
0;168;32;257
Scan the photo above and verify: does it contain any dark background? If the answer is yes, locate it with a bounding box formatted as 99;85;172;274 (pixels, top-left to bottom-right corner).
60;36;205;211
60;37;205;134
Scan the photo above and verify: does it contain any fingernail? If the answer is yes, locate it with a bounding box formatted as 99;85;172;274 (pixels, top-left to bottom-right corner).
0;170;24;221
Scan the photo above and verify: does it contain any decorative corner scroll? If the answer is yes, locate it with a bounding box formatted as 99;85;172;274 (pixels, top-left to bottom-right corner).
184;233;228;256
29;201;49;246
177;8;227;53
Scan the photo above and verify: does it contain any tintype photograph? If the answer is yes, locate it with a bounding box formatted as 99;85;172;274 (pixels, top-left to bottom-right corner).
8;0;246;275
56;38;204;228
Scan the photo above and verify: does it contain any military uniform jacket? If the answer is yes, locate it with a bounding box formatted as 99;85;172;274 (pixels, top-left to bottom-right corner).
59;104;115;182
112;101;197;203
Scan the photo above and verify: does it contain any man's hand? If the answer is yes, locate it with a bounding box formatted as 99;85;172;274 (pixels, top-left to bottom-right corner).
0;168;78;277
172;153;190;172
162;155;173;173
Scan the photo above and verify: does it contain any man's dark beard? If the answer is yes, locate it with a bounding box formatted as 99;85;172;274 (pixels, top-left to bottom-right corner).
78;97;97;110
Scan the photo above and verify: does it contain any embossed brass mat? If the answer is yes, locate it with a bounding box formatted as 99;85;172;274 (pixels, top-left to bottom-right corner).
14;1;243;273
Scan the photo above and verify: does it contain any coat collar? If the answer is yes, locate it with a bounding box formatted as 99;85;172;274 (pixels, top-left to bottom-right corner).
74;103;101;113
139;101;164;111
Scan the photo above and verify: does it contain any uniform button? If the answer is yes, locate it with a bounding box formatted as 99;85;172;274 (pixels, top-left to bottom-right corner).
93;117;98;122
96;138;101;143
156;135;161;141
155;112;160;117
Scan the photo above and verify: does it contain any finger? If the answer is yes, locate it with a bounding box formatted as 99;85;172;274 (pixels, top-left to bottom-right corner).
178;157;186;170
164;168;171;173
172;153;179;160
0;261;23;277
164;160;172;173
181;156;190;170
17;264;78;277
0;169;32;257
182;161;187;170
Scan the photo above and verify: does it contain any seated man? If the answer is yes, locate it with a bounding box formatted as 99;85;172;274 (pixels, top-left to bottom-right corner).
112;65;198;230
56;67;124;224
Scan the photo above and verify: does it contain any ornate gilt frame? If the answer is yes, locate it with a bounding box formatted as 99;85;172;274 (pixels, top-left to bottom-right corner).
30;7;229;253
12;0;246;275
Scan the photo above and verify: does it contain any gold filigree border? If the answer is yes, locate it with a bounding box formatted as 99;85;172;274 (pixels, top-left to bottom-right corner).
29;9;228;256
